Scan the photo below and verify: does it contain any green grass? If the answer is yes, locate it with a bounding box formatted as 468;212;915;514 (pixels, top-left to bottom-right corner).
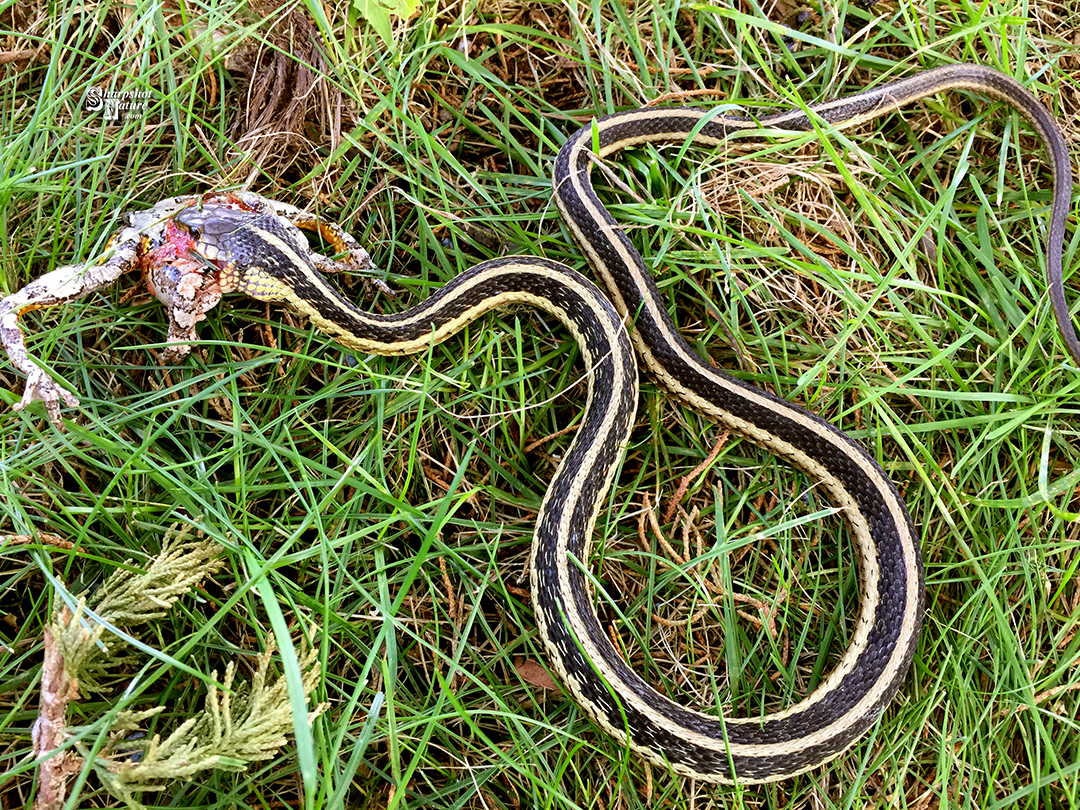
2;0;1079;808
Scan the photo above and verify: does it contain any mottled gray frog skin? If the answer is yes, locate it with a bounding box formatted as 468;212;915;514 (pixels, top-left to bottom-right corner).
0;192;376;425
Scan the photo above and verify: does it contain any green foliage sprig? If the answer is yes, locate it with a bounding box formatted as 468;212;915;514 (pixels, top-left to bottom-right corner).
96;642;325;808
32;530;325;810
52;538;223;695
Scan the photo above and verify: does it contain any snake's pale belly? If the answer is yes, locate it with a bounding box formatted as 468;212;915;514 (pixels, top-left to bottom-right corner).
1;64;1074;783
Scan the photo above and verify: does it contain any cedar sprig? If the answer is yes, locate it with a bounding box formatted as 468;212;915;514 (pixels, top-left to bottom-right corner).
96;640;326;808
52;536;223;694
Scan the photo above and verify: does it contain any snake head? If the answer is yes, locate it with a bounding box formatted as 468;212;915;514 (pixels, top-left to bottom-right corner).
173;204;252;260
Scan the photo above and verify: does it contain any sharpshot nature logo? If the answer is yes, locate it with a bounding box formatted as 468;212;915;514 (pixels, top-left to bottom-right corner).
84;86;151;121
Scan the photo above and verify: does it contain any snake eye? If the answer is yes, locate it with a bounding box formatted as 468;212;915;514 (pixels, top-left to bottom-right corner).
175;212;202;239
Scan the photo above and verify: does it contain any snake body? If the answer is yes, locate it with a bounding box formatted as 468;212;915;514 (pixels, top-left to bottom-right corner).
3;63;1074;782
538;63;1076;781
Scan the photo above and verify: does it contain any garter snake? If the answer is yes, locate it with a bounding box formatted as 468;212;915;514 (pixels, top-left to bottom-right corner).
2;63;1074;783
